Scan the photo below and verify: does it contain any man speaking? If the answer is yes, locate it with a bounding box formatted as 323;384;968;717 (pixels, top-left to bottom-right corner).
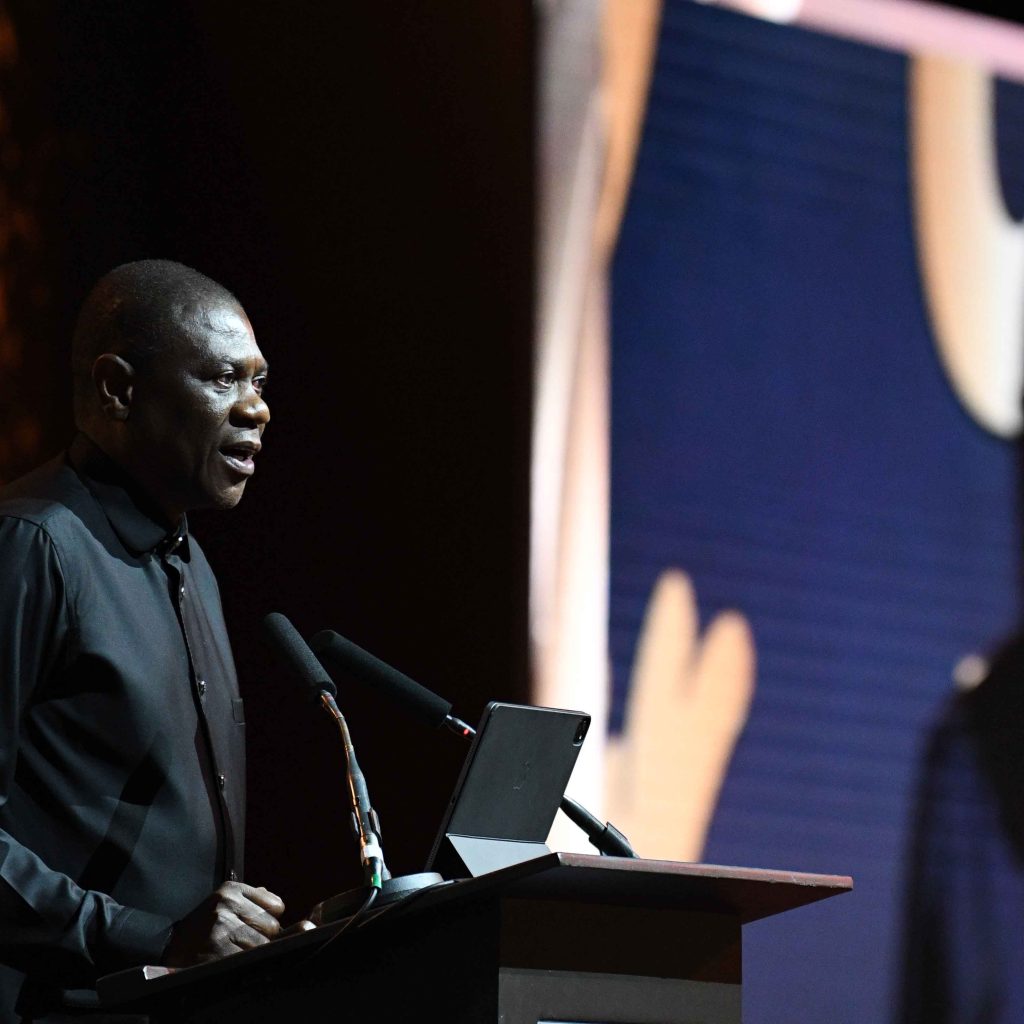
0;260;285;1021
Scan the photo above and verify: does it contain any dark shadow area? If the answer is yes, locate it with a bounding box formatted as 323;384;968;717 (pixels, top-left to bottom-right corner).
898;636;1024;1023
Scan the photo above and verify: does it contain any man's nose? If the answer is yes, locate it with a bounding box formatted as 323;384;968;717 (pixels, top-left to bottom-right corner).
235;387;270;426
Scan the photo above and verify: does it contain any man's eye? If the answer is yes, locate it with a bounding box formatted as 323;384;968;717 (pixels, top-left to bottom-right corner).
214;372;236;388
253;376;267;395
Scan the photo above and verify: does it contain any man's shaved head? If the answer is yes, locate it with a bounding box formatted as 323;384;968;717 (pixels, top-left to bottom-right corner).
72;259;242;427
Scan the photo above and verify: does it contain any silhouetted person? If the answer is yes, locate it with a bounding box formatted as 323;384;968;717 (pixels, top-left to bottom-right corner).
899;638;1024;1022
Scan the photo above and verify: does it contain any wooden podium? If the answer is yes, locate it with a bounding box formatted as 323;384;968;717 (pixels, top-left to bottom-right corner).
99;854;851;1023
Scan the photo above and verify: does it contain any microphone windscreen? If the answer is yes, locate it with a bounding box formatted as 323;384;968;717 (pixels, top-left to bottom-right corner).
310;630;451;728
263;612;338;700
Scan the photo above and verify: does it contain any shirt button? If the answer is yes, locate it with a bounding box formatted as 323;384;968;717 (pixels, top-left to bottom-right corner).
179;584;185;597
197;679;207;697
218;774;226;789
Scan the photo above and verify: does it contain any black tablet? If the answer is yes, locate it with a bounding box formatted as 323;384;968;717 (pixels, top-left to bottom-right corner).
425;701;590;878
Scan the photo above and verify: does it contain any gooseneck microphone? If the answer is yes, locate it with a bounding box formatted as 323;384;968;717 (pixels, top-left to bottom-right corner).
264;611;338;701
310;630;475;739
310;628;638;859
263;613;387;888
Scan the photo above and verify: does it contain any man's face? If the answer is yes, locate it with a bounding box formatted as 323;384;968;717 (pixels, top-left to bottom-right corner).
125;301;270;522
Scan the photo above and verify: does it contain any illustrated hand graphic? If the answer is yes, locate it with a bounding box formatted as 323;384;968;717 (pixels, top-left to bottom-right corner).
605;569;755;861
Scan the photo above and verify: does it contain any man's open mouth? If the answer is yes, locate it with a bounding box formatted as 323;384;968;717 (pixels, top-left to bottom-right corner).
219;442;260;476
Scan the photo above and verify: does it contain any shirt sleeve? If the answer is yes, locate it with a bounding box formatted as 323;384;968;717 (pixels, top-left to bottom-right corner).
0;516;174;980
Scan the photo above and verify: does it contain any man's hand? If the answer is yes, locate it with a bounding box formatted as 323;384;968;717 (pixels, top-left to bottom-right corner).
164;882;286;967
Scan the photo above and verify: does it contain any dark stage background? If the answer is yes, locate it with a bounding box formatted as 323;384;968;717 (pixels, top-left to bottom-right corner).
0;1;534;917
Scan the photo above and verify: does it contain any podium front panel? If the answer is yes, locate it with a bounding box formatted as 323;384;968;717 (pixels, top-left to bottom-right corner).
500;970;740;1024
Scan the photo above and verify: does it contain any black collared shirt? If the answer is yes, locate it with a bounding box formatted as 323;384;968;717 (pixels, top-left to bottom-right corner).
0;436;245;1010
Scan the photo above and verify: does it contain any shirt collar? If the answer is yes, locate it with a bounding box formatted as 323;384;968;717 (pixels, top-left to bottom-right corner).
68;434;190;558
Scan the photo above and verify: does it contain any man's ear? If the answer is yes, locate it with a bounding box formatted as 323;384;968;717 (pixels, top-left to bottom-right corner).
91;354;135;421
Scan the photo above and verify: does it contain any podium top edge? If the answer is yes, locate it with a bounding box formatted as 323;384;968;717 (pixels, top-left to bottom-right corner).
484;852;853;923
552;852;854;891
